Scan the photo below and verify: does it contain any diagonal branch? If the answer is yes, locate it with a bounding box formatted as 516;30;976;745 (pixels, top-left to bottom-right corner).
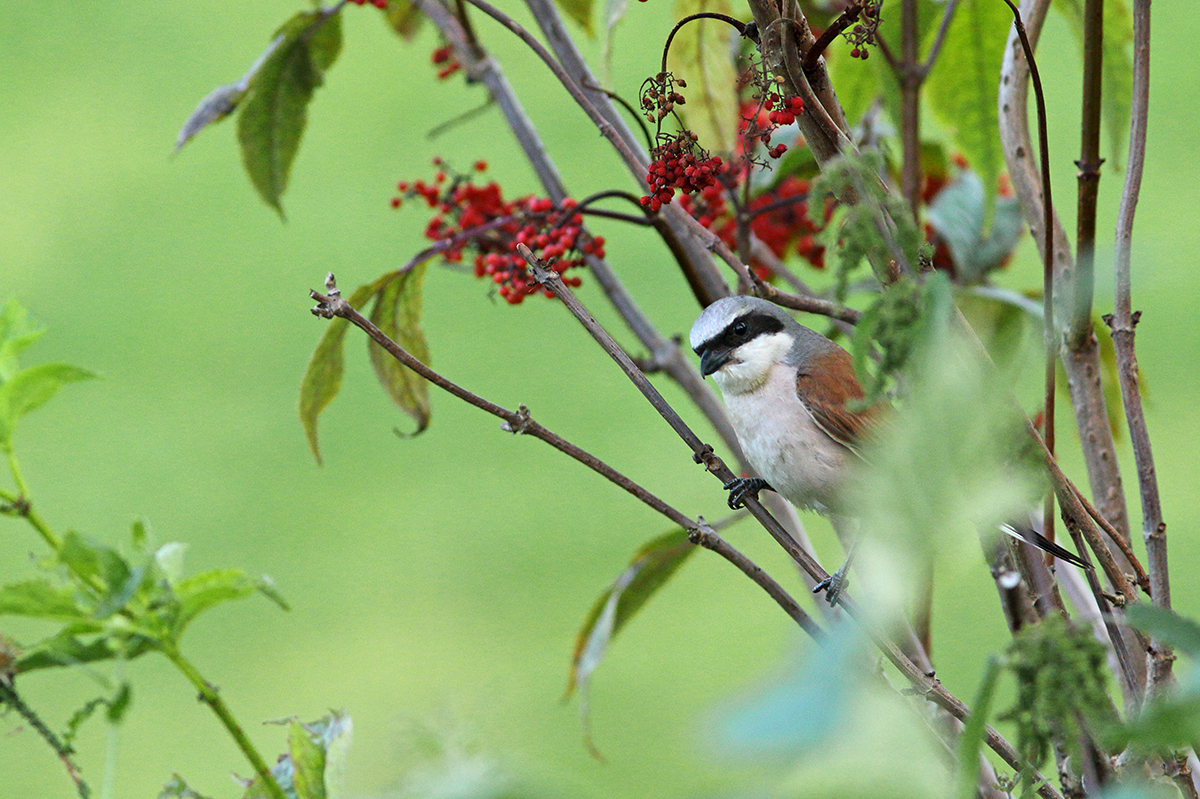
308;275;820;639
516;245;1062;798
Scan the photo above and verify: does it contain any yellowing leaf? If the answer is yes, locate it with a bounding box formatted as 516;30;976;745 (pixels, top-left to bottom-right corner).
666;0;739;154
367;266;431;437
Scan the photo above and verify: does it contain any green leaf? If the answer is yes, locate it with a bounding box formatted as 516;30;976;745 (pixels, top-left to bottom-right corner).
237;10;343;217
566;529;695;699
554;0;595;35
1052;0;1134;168
0;579;88;621
823;38;889;128
382;0;423;39
299;281;377;464
955;657;1002;799
16;629;154;673
924;0;1010;222
0;362;95;448
106;680;133;723
666;0;739;154
290;719;327;799
159;774;215;799
1126;604;1200;659
926;169;1025;282
0;299;45;382
58;532;130;594
171;569;289;639
367;267;432;437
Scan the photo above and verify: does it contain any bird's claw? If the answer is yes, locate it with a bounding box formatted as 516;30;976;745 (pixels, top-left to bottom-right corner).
813;567;850;607
722;477;772;510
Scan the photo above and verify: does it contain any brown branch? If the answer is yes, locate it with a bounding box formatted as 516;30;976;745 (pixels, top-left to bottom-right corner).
1105;0;1171;697
516;245;1061;798
309;276;821;639
802;3;862;72
747;273;863;324
659;12;747;77
1069;0;1104;351
999;0;1132;548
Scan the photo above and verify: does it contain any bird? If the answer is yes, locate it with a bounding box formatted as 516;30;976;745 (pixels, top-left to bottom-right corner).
688;295;1086;602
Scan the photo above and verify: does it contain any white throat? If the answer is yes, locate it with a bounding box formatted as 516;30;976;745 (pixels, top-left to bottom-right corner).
712;331;795;395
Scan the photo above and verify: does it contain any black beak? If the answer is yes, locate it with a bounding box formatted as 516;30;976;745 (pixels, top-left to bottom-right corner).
699;346;731;377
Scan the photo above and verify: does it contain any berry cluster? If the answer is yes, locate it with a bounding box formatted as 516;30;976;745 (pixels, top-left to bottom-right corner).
844;1;882;59
640;133;724;212
347;0;388;7
431;44;461;80
392;161;602;304
639;73;687;124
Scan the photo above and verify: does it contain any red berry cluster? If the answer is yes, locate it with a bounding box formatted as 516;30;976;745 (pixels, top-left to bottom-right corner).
347;0;388;7
431;44;461;80
391;160;603;304
845;1;882;59
680;175;829;275
640;132;724;212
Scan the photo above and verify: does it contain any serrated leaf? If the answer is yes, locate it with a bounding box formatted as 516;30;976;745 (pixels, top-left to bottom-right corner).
237;10;343;217
926;169;1025;281
1052;0;1133;168
171;569;288;639
299;282;377;464
368;266;431;437
555;0;595;35
924;0;1010;223
566;529;695;699
382;0;423;38
666;0;739;154
0;362;95;448
0;579;88;621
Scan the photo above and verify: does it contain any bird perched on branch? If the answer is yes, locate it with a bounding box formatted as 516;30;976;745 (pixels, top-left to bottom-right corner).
689;295;1085;602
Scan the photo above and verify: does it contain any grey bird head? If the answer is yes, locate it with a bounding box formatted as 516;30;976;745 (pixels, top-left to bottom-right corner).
689;296;834;389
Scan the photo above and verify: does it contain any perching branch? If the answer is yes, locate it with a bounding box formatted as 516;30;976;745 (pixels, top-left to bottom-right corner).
308;275;820;639
516;244;1062;799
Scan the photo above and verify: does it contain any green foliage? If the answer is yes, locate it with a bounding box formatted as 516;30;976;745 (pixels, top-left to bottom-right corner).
300;268;431;464
382;0;424;39
0;299;95;451
1053;0;1134;167
666;0;739;154
555;0;596;35
239;712;352;799
237;10;344;217
924;0;1011;223
3;523;287;675
567;528;695;700
998;616;1117;794
159;775;215;799
954;657;1002;799
807;149;923;292
926;169;1025;283
367;266;432;438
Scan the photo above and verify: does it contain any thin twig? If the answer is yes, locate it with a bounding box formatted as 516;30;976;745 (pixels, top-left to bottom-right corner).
660;12;747;77
920;0;961;74
309;275;821;638
1106;0;1171;694
0;681;91;798
802;3;862;72
517;245;1061;798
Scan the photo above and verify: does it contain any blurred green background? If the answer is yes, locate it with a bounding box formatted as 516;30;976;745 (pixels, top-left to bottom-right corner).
3;1;1199;797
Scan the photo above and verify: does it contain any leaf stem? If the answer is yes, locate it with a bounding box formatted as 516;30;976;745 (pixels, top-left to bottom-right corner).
159;645;286;799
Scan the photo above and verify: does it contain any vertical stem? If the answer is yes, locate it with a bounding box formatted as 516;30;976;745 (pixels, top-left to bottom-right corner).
160;647;286;799
1109;0;1169;687
1069;0;1104;351
899;0;922;220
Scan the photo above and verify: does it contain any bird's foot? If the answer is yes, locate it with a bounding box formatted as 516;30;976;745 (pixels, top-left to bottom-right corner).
722;477;773;510
813;565;850;607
